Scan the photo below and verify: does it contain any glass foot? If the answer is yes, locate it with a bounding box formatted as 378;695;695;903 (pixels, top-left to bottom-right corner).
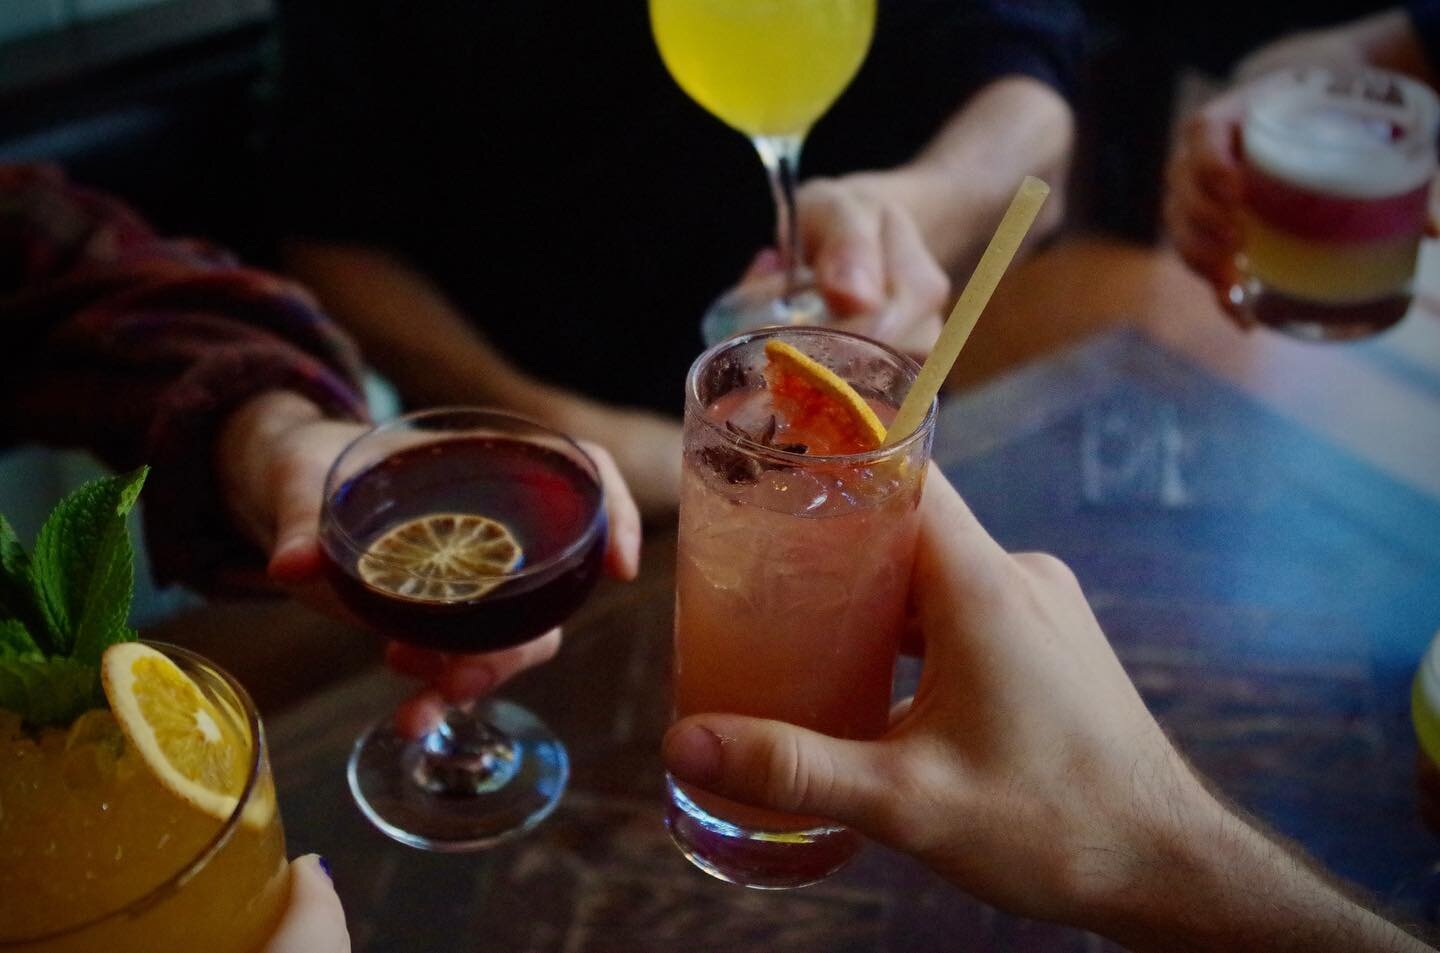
664;776;859;889
348;698;568;852
701;268;830;346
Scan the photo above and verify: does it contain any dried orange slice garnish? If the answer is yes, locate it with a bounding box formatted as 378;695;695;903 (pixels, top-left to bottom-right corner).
358;513;522;603
763;339;887;454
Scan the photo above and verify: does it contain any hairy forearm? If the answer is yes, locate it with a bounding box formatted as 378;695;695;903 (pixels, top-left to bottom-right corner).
1087;791;1432;953
850;75;1074;274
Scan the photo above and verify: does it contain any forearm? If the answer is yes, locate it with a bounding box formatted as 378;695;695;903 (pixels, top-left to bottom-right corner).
283;241;552;411
1086;791;1432;952
284;241;683;514
846;75;1074;274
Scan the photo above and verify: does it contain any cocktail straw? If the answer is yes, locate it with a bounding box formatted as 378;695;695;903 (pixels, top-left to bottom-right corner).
885;175;1051;444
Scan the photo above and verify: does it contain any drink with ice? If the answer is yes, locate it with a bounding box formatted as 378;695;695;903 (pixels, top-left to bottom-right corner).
0;645;288;953
669;327;934;889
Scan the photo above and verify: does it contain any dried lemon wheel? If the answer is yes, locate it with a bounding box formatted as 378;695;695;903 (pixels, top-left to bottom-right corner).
101;643;267;827
358;513;523;603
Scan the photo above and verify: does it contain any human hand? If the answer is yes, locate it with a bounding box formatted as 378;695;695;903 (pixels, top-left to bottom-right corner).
744;174;949;357
216;391;643;734
262;855;349;953
1164;91;1249;322
545;398;683;517
662;469;1215;927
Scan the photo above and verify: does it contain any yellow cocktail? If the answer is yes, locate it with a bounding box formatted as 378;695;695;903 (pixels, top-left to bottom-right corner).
649;0;874;137
649;0;876;343
0;644;289;953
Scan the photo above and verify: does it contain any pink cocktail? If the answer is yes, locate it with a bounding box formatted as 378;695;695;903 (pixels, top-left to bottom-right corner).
668;327;935;889
1237;67;1439;339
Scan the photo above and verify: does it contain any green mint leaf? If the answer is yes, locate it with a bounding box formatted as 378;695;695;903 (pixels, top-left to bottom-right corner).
0;655;99;728
0;619;40;659
32;466;149;665
0;517;53;654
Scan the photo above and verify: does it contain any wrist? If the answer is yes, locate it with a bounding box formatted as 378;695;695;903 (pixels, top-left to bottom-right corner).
1065;757;1239;948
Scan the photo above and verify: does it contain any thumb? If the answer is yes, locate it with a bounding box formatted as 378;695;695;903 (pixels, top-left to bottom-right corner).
262;855;350;953
265;455;328;584
663;714;897;833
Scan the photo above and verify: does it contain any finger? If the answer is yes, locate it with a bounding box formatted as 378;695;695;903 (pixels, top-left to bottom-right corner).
262;855;349;953
801;186;885;315
915;466;1009;594
881;205;950;313
844;206;949;346
264;452;331;585
386;630;563;702
1165;194;1238;288
432;629;563;703
742;247;784;283
663;714;901;833
899;612;926;657
1182;102;1244;204
889;695;915;726
394;688;447;739
1166;162;1240;248
579;441;641;580
892;312;943;360
385;642;448;680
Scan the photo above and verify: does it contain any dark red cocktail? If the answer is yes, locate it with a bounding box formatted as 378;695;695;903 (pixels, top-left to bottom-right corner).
320;408;607;852
322;436;605;653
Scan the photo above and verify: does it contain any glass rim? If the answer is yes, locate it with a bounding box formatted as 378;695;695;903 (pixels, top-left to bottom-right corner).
1244;66;1440;156
686;325;939;467
320;406;607;584
8;641;269;945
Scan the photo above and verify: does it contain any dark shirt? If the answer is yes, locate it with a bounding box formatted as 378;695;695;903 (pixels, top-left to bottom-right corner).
267;1;1083;412
1410;1;1440;73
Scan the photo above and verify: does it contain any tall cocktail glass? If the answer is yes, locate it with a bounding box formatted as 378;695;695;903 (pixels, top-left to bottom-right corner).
668;326;935;889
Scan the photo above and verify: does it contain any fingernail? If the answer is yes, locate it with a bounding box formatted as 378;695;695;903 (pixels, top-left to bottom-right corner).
318;856;333;880
662;724;723;787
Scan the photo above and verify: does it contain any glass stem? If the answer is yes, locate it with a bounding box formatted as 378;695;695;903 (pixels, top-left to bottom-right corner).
411;701;520;796
754;134;806;301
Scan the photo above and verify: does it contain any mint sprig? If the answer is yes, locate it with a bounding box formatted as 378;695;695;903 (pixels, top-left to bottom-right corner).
0;467;149;727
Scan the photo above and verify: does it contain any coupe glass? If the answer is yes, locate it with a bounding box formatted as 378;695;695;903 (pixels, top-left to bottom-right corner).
319;408;607;851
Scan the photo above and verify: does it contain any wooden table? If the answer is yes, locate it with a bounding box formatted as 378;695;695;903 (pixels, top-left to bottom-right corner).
266;244;1440;952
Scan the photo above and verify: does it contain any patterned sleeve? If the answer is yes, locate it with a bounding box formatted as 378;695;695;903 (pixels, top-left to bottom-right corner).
0;164;370;591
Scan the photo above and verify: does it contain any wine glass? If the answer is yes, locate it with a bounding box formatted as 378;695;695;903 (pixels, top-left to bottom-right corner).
649;0;876;344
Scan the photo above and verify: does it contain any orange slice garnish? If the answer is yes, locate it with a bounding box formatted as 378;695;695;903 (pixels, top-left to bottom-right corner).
763;339;887;454
358;513;522;603
102;643;271;828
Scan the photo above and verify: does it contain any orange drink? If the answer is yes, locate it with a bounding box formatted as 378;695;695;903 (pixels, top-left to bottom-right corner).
668;327;935;889
0;644;289;953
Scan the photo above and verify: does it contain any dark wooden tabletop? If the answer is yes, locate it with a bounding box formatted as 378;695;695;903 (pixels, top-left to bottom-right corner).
269;316;1440;952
